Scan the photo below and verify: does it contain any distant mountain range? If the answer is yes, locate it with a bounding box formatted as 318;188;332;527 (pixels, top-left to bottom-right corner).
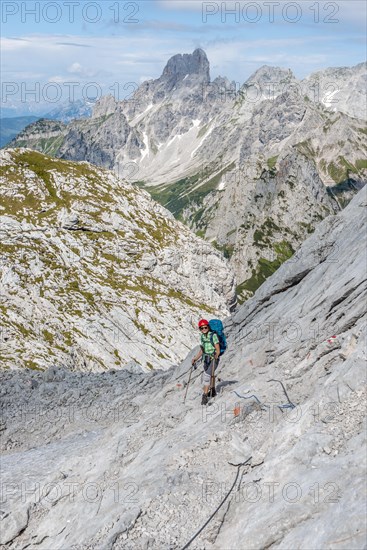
0;99;95;147
0;116;40;148
7;50;367;300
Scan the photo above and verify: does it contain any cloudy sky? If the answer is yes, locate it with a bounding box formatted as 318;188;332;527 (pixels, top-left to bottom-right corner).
1;0;366;114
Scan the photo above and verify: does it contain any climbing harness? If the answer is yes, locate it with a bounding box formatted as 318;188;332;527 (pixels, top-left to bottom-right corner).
180;456;252;550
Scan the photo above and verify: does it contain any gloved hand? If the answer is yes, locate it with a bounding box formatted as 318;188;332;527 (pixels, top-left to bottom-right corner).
192;358;197;368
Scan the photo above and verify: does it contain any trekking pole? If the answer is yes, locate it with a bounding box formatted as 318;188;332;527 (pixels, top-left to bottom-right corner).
209;355;215;397
183;362;195;403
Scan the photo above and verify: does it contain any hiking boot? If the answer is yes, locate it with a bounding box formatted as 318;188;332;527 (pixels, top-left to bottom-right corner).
201;393;209;406
210;387;217;398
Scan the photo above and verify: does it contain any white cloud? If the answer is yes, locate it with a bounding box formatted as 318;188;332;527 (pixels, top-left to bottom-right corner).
0;34;186;107
48;75;69;84
0;30;364;111
68;62;83;74
67;62;98;78
0;37;31;51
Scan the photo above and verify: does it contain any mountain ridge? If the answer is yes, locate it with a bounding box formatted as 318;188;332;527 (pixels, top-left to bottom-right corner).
7;51;367;301
1;185;365;548
0;148;236;371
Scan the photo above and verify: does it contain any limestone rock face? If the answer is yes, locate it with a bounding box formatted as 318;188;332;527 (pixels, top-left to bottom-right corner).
1;187;365;549
91;95;120;119
8;52;367;299
204;147;339;291
302;61;367;119
161;47;210;88
58;105;137;169
0;148;236;371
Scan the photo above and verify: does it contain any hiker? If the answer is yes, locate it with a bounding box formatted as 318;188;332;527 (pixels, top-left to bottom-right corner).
191;319;220;405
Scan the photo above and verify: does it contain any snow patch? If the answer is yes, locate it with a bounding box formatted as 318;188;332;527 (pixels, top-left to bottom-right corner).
217;178;226;191
190;125;213;159
129;103;154;126
140;133;150;161
165;134;183;149
322;89;339;108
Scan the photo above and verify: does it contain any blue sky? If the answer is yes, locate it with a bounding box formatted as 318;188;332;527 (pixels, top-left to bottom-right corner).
1;0;366;114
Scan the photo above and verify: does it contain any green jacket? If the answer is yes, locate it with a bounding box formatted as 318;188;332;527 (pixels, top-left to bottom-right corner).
200;331;219;355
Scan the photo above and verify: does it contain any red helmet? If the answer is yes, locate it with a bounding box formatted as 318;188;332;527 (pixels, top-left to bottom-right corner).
198;319;209;328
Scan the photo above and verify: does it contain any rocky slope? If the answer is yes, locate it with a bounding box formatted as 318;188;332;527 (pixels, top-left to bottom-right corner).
1;185;366;549
8;52;367;300
303;61;367;119
0;148;236;371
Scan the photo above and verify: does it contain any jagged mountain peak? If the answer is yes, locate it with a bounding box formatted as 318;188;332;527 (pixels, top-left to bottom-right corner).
305;60;367;80
245;64;296;84
6;53;366;303
160;47;210;84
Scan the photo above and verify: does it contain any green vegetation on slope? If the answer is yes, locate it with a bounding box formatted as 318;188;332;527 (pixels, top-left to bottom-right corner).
149;162;236;219
237;240;295;302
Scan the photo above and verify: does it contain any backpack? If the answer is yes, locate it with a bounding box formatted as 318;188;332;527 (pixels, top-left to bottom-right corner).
208;319;227;356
